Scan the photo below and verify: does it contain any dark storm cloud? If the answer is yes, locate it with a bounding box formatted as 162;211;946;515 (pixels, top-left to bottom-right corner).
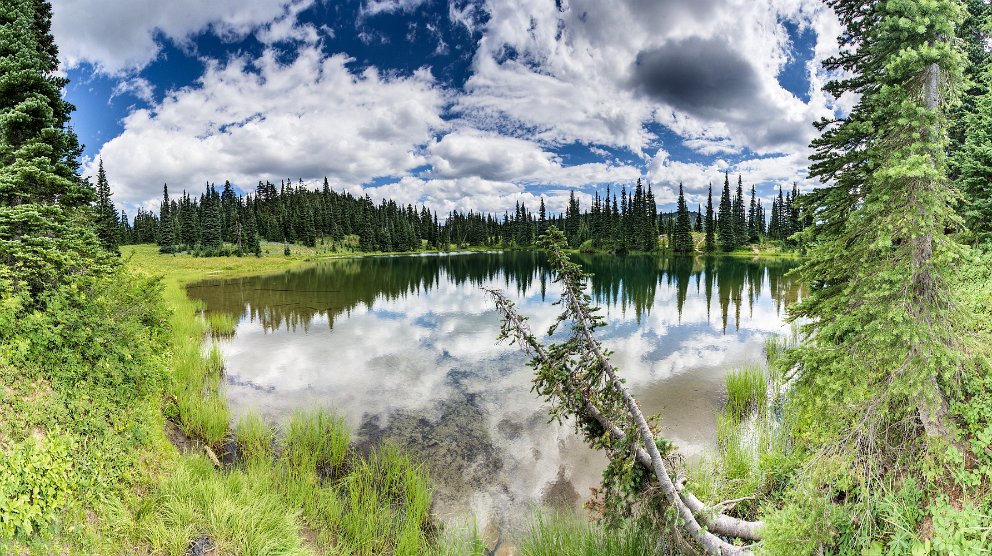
630;35;813;151
631;36;762;120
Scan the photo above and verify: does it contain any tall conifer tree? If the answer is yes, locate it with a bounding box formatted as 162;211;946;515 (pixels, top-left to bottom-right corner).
794;0;967;463
717;173;735;251
673;183;693;254
705;183;716;252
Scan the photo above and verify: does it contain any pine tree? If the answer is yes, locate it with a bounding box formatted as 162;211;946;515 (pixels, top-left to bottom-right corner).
242;201;261;255
705;183;716;252
953;45;992;243
673;183;694;254
158;184;175;253
733;175;747;247
644;183;658;250
200;184;222;250
747;184;758;243
564;191;580;246
717;173;735;251
0;0;106;298
794;0;967;460
118;209;131;245
92;159;119;253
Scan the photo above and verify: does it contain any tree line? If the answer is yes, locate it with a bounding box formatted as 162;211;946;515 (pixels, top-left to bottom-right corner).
100;167;809;256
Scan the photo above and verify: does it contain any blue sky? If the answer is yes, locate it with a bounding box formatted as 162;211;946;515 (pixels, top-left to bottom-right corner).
52;0;844;218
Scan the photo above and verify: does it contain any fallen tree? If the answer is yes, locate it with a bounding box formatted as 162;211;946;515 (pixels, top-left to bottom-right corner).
484;226;761;556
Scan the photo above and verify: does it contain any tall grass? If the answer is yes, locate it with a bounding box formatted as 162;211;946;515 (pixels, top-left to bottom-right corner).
283;410;350;476
206;311;237;337
235;413;275;463
518;512;656;556
162;284;230;446
725;364;767;424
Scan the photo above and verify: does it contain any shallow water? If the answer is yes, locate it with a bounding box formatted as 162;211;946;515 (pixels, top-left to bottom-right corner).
187;252;800;529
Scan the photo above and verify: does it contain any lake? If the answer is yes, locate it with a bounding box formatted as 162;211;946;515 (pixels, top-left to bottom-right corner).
186;252;800;531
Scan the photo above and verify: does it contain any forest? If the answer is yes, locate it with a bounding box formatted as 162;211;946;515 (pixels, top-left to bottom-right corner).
107;169;807;256
3;0;992;555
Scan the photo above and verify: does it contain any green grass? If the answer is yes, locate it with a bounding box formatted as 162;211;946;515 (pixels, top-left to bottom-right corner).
142;410;441;556
235;413;275;463
206;311;237;337
282;410;350;476
517;512;656;556
725;364;768;423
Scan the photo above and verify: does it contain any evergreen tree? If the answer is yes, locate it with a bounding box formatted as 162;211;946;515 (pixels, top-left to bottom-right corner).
93;159;119;253
118;209;131;245
704;183;716;252
242;201;261;255
717;173;735;251
200;184;222;250
953;42;992;243
673;183;694;254
794;0;967;469
158;184;175;253
733;175;747;247
0;0;105;298
746;184;758;243
564;190;580;246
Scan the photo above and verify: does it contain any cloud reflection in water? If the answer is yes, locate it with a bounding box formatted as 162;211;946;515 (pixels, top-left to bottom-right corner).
187;252;801;528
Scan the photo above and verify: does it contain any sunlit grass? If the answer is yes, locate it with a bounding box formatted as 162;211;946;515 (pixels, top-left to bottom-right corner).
725;364;767;424
206;311;237;337
235;413;275;463
517;511;656;556
283;410;350;476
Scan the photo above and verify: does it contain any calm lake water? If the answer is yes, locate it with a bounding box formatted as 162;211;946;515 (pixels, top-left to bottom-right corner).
187;252;800;530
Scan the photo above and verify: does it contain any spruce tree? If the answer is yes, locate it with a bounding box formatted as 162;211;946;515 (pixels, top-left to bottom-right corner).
953;42;992;243
717;173;735;251
200;184;222;250
0;0;108;298
747;184;758;243
704;183;715;252
794;0;967;470
92;159;119;253
158;184;175;253
673;183;693;254
644;183;658;250
733;175;747;247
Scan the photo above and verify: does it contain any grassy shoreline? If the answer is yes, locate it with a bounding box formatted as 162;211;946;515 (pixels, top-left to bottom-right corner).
122;244;466;555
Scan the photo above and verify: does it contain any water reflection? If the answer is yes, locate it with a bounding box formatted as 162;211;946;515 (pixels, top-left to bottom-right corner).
187;252;800;529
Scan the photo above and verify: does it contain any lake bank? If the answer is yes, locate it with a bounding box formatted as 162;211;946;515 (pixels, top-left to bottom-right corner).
176;248;801;534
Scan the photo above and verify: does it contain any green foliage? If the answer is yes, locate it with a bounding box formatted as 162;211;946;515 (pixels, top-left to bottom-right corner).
793;0;969;503
139;456;310;556
92;159;119;253
234;414;275;463
0;431;76;539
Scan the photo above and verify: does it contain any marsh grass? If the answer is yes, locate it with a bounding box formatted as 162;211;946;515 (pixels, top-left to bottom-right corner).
517;511;656;556
725;364;767;424
205;311;237;337
235;413;275;463
283;410;350;476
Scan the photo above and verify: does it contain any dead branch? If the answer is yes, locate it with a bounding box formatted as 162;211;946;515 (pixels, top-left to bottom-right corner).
483;229;764;555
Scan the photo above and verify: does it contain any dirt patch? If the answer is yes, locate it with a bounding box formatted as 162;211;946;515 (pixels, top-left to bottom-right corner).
164;419;198;453
186;536;217;556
